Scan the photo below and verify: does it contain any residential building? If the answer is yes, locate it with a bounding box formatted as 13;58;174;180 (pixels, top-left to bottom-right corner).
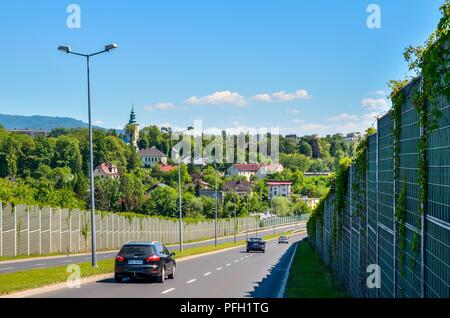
256;163;284;179
300;196;321;209
159;164;177;173
138;146;168;168
93;162;120;179
223;180;253;197
227;163;261;180
304;171;332;177
267;181;292;201
8;129;47;138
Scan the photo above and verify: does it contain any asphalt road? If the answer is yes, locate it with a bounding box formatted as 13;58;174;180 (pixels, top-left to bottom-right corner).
30;232;307;298
0;223;305;274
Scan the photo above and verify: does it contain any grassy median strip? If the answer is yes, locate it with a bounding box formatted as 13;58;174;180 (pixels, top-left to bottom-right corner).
285;241;347;298
0;231;295;295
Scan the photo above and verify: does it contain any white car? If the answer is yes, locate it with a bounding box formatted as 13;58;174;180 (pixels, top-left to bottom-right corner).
278;236;289;244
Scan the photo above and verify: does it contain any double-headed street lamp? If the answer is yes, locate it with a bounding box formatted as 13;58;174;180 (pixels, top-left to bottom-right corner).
161;126;194;253
58;44;118;268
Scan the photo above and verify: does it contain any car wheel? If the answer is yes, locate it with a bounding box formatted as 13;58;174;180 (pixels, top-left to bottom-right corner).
168;264;176;279
247;249;250;253
262;249;265;253
158;267;166;283
114;274;122;283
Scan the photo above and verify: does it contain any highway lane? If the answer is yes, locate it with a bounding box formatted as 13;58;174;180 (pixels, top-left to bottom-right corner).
0;223;305;274
30;232;307;298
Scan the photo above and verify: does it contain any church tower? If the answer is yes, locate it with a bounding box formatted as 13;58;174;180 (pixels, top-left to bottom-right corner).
125;105;139;150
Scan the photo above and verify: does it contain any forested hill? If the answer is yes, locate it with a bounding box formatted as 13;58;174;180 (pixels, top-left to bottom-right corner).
0;114;99;131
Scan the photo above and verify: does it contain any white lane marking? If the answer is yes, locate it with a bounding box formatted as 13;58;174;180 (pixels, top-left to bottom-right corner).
226;263;231;267
33;263;47;267
204;272;212;276
233;260;239;263
62;260;72;263
0;267;15;271
161;288;175;294
84;257;90;260
216;267;223;271
186;279;197;284
240;257;244;261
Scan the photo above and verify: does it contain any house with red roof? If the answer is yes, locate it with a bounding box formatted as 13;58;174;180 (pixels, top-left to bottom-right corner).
93;162;120;179
267;180;292;200
159;164;177;173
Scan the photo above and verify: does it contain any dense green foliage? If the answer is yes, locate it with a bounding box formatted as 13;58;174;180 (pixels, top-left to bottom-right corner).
0;124;337;218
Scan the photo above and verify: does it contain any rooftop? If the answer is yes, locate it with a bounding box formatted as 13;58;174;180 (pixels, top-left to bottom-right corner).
138;146;167;158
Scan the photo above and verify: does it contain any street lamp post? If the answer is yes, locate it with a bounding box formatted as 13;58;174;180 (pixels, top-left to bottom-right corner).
214;162;218;247
233;192;237;244
161;126;194;253
58;44;118;268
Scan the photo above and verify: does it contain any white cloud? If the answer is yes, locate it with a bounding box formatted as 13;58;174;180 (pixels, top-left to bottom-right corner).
252;89;309;103
287;109;300;114
292;118;306;124
327;113;359;122
144;102;175;111
185;91;247;107
94;120;104;125
374;90;386;96
362;98;390;111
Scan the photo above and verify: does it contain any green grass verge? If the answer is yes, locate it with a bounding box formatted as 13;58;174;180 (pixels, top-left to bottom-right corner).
285;241;347;298
0;230;295;295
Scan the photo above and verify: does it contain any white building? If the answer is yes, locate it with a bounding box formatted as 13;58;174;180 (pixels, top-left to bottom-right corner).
227;163;262;180
138;147;168;168
267;181;292;201
256;163;284;179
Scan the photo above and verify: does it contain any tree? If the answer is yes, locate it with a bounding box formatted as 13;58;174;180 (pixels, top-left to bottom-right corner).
54;136;82;174
299;142;313;157
145;186;178;217
271;196;293;216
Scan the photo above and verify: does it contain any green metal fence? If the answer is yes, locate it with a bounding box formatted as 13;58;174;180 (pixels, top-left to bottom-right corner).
310;78;449;298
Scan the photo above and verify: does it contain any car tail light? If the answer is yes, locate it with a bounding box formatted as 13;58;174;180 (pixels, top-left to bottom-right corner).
115;255;125;262
146;255;161;262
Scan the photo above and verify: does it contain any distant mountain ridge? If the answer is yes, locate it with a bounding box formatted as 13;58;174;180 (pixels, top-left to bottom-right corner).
0;114;104;132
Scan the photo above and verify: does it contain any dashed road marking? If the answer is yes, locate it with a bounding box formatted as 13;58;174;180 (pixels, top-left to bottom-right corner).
162;288;175;294
0;267;14;271
233;260;239;263
186;279;197;284
226;263;231;267
216;267;223;271
33;263;47;267
204;272;212;276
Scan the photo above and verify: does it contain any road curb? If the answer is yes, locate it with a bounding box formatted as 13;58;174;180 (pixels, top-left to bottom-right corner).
276;237;307;298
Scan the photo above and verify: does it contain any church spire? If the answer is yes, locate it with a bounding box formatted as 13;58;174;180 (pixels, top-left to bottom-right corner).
129;104;137;125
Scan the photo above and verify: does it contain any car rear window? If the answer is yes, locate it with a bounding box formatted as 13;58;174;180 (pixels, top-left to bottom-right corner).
249;238;262;242
119;245;155;256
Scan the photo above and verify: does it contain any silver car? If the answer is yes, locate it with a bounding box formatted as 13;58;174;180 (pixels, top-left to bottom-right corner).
278;236;289;244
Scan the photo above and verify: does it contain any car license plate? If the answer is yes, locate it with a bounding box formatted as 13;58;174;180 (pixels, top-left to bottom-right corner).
128;260;143;265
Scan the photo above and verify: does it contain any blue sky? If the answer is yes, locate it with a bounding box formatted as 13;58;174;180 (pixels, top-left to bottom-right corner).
0;0;444;135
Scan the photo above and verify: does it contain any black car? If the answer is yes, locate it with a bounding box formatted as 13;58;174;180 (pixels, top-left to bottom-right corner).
114;242;176;283
246;237;266;253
